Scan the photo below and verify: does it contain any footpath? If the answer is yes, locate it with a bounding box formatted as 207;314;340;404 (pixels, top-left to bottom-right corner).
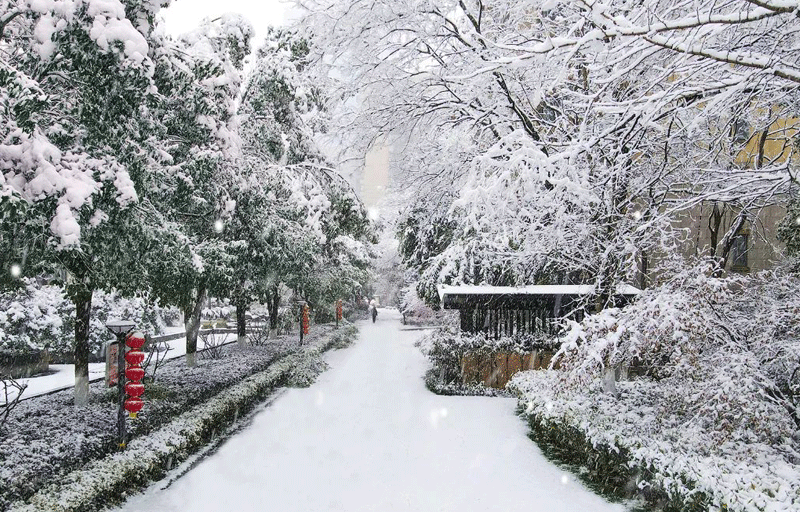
114;309;624;512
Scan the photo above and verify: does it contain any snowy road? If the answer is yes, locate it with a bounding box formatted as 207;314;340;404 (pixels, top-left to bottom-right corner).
117;309;625;512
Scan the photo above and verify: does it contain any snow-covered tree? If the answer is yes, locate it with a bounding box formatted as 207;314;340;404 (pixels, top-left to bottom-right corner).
0;0;173;403
145;14;254;366
302;0;799;305
237;28;375;326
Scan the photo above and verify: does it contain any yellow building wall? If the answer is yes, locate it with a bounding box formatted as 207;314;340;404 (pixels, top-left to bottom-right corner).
734;117;799;168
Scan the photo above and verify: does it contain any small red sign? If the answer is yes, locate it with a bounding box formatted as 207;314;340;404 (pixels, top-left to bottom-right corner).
107;342;119;387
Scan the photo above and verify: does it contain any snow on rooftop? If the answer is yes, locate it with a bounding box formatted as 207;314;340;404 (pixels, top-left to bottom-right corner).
438;284;641;302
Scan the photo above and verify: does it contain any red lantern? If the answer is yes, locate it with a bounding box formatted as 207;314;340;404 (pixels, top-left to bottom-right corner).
124;397;144;417
302;305;310;335
125;331;146;350
123;330;146;418
336;300;343;321
125;366;145;382
125;350;145;366
125;382;144;397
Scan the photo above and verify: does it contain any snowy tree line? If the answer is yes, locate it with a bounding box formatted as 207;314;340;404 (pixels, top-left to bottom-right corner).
300;0;799;299
300;0;800;384
0;1;375;404
299;1;800;508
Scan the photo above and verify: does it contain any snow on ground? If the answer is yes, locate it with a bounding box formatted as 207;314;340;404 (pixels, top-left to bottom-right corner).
4;329;233;404
11;363;106;401
115;309;624;512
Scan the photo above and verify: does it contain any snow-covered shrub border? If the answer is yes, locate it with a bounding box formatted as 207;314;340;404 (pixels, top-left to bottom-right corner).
507;265;800;512
423;368;511;397
6;324;357;512
285;325;358;387
1;335;296;509
511;371;800;512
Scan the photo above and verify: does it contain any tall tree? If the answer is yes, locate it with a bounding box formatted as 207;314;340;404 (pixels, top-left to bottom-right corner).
0;0;174;404
302;0;800;305
146;14;254;366
237;27;375;329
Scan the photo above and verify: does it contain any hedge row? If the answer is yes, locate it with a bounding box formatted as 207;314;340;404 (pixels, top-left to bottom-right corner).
5;324;358;512
522;412;713;512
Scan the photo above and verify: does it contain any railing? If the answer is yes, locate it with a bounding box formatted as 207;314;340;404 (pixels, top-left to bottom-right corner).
18;326;267;401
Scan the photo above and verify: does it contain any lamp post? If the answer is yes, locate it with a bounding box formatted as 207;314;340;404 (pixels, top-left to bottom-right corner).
106;320;135;449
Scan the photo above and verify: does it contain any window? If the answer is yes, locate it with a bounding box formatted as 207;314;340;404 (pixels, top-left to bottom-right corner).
730;233;749;270
732;118;750;146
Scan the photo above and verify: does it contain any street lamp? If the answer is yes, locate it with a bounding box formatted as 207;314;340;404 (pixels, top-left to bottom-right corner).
106;320;135;449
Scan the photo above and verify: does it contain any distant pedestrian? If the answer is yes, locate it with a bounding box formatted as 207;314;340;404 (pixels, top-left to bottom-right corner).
369;298;378;323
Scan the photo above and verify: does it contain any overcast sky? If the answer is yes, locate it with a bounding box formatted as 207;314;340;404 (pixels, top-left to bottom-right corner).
160;0;298;46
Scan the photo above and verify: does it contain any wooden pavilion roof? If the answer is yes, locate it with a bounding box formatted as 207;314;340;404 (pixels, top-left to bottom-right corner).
438;284;641;309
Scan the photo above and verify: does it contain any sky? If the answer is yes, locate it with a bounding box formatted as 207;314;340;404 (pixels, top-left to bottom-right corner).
160;0;298;45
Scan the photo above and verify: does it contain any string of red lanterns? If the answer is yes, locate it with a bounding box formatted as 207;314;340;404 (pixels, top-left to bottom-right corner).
302;304;310;335
124;331;146;418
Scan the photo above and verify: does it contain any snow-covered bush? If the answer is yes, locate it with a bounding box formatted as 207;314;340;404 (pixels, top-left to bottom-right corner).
0;280;173;359
510;262;800;511
89;290;170;356
554;262;800;436
285;352;330;388
328;323;358;350
0;280;69;353
419;328;557;386
202;301;235;321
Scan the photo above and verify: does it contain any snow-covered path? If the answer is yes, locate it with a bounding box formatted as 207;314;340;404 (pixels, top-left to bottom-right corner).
117;309;625;512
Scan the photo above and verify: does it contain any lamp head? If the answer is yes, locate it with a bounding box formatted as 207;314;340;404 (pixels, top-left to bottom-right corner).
106;320;136;335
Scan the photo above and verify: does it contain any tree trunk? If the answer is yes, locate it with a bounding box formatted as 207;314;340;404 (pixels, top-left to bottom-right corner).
236;300;248;347
72;287;93;406
602;366;618;396
269;284;280;338
718;212;747;271
639;250;649;290
184;286;207;367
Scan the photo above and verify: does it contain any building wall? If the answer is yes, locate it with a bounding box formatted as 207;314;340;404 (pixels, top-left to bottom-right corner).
668;202;787;275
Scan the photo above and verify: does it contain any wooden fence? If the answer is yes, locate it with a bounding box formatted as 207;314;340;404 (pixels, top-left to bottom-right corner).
460;350;559;389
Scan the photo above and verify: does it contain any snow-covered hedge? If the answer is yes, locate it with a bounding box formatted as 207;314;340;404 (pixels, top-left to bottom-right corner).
5;323;355;512
0;280;174;359
511;371;800;512
510;264;800;512
286;325;358;387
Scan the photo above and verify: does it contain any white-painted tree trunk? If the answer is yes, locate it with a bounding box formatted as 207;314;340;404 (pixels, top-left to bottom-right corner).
238;334;248;348
602;366;617;396
74;374;89;406
186;352;197;367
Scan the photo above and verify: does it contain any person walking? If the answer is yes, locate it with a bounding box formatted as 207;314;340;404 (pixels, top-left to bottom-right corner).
369;298;378;323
